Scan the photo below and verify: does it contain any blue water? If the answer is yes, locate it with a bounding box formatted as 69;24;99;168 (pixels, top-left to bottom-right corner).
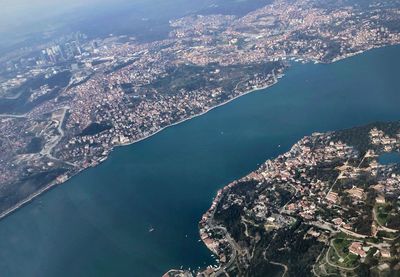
379;152;400;165
0;46;399;277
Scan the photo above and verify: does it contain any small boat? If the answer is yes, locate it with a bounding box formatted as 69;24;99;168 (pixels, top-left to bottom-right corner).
148;226;155;233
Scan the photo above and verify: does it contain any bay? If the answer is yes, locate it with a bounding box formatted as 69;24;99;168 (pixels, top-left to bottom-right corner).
0;45;400;277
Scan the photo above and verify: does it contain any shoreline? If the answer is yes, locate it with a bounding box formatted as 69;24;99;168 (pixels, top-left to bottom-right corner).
0;75;282;222
0;169;85;221
0;44;393;222
119;80;280;148
162;45;400;276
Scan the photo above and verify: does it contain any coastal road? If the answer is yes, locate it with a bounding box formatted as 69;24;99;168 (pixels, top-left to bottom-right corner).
0;113;28;118
206;213;242;276
213;225;239;272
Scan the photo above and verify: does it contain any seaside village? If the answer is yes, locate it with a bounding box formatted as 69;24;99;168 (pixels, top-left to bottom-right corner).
193;125;400;275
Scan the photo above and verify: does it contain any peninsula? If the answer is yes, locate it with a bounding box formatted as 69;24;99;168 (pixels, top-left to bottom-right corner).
166;121;400;276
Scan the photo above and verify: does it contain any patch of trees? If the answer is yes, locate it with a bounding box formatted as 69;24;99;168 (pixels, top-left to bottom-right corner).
333;121;400;153
230;179;259;198
80;122;113;136
262;222;324;276
0;168;67;212
24;137;44;153
0;71;71;114
144;61;284;96
214;204;245;242
353;190;375;235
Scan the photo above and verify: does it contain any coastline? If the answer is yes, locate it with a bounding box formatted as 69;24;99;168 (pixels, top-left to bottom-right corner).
0;73;282;222
0;44;393;222
1;42;400;277
119;80;281;148
162;45;400;276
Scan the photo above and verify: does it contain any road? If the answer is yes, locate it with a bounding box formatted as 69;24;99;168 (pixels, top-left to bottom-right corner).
280;183;298;212
324;243;359;271
41;106;69;156
39;106;76;167
0;113;28;118
270;261;288;277
372;206;399;233
212;224;240;275
326;158;350;196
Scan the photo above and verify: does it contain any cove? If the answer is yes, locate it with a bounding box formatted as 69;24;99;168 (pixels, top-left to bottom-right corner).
0;45;400;277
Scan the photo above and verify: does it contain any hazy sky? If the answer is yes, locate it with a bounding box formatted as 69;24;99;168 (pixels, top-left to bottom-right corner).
0;0;203;33
0;0;213;51
0;0;145;51
0;0;121;30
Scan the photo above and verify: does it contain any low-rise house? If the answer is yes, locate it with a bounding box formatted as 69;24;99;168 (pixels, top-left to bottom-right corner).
381;248;391;258
349;242;367;257
347;186;364;199
376;195;386;204
326;191;339;203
